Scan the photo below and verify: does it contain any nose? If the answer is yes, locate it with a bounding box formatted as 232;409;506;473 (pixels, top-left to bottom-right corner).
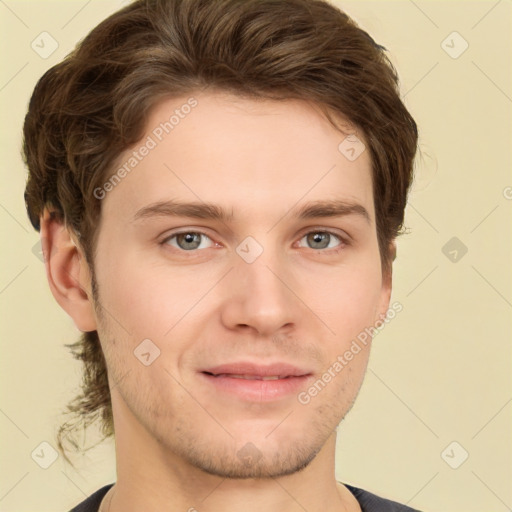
219;243;300;338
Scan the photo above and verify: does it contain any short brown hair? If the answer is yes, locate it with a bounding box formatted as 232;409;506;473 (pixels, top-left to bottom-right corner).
22;0;417;465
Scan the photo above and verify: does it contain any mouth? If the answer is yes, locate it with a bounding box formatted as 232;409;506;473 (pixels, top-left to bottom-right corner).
199;362;313;401
204;373;296;380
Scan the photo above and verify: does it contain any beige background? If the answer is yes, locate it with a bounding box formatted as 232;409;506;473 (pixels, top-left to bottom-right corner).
1;0;510;510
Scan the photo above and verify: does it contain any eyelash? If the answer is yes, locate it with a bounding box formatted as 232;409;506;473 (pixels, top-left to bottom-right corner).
160;229;349;254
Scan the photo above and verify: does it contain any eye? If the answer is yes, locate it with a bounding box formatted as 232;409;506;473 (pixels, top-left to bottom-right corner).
163;231;214;251
298;231;344;251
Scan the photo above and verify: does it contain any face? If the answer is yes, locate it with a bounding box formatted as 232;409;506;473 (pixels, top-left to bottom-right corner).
90;91;391;478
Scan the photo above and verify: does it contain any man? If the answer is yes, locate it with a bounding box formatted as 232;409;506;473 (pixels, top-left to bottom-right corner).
22;0;419;510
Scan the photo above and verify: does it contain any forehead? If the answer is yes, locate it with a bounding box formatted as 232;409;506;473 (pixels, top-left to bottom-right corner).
101;91;375;226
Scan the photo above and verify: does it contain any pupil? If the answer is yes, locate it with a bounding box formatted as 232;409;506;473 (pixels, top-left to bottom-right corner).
179;232;200;249
308;232;329;249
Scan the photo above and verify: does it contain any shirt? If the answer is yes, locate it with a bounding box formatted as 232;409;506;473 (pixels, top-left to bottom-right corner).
69;482;423;511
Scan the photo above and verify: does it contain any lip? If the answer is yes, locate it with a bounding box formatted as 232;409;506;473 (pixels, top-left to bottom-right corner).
203;362;310;378
199;362;313;402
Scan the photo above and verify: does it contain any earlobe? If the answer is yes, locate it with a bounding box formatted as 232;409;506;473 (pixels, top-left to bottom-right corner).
40;210;97;332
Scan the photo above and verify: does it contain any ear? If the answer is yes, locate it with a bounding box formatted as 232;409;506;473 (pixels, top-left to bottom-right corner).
376;240;396;321
39;209;97;332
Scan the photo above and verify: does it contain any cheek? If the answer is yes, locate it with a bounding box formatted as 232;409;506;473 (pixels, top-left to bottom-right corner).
94;248;190;340
304;260;383;342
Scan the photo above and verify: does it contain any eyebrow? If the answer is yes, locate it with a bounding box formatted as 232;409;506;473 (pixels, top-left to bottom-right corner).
134;200;234;222
294;199;370;224
133;199;370;224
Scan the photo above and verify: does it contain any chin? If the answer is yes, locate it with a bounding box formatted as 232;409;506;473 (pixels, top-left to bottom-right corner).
189;443;320;480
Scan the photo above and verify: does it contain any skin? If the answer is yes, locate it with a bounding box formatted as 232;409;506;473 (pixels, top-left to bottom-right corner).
42;91;394;512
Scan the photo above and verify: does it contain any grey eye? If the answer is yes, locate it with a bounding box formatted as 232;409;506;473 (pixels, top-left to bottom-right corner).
300;232;341;250
165;232;213;251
